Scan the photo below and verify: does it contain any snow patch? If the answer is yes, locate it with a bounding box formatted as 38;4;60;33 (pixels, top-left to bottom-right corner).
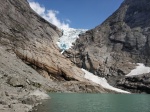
29;90;49;99
126;63;150;76
57;28;87;53
82;69;130;93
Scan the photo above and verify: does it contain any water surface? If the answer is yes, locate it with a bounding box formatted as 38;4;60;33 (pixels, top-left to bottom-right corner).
34;93;150;112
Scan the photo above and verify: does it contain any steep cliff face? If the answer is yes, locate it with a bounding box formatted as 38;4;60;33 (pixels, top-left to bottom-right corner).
65;0;150;77
2;0;117;93
0;0;86;81
0;0;113;111
0;0;113;91
64;0;150;92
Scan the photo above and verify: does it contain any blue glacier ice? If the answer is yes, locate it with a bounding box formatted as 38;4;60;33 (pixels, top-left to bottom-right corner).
57;28;87;53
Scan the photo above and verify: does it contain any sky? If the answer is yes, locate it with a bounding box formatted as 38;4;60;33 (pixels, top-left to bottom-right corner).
28;0;124;29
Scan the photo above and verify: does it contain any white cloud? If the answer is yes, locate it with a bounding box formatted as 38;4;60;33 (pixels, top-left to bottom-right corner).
29;1;70;29
29;1;45;15
66;19;71;23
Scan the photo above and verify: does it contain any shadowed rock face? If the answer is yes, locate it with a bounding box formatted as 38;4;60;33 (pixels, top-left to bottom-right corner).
124;0;150;28
65;0;150;79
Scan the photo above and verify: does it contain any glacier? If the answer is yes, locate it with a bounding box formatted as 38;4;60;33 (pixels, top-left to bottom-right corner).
57;28;87;53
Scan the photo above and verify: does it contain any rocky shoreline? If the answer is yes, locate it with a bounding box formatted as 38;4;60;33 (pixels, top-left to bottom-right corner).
0;88;49;112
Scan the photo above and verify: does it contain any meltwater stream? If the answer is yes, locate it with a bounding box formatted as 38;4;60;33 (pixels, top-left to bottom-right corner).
33;93;150;112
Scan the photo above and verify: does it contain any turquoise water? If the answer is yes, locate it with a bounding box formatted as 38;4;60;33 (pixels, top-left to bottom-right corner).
34;93;150;112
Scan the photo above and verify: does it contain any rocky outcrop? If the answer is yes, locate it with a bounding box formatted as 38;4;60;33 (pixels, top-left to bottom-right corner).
64;0;150;92
117;73;150;93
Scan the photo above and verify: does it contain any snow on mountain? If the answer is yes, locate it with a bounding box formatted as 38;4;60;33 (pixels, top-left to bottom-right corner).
57;28;87;53
82;69;130;93
126;63;150;76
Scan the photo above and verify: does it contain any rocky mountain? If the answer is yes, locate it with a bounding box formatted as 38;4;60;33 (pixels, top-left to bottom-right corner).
1;0;150;111
64;0;150;93
0;0;114;112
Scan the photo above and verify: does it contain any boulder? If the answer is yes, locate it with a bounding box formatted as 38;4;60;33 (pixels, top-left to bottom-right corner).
8;77;27;88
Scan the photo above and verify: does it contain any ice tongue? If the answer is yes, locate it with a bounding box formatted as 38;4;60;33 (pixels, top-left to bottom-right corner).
57;28;87;52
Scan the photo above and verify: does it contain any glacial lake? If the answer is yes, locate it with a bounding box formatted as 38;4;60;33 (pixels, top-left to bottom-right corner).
34;93;150;112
